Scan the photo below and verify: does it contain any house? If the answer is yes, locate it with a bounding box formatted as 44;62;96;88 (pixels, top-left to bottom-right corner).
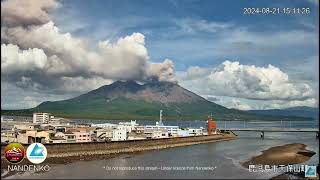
14;124;40;131
112;125;127;141
61;131;76;143
54;126;67;133
134;126;145;134
95;127;113;142
188;128;204;136
17;130;54;144
1;130;17;143
49;136;66;143
72;130;91;143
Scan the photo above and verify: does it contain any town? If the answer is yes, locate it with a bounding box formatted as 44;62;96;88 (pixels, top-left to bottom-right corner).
1;110;219;144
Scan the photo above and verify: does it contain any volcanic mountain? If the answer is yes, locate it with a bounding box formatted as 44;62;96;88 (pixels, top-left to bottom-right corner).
1;80;311;121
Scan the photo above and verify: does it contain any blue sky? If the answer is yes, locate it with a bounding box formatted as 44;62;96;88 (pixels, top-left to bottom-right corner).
1;0;319;110
53;0;318;69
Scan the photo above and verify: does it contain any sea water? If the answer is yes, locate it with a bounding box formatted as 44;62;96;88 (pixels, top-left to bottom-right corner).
5;120;319;179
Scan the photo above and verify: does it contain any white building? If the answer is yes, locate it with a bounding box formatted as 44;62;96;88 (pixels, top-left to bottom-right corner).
144;125;179;137
112;125;127;141
188;128;204;136
33;113;51;124
50;136;67;143
177;129;191;137
95;128;113;142
49;116;64;124
118;120;138;133
91;123;117;128
145;129;169;139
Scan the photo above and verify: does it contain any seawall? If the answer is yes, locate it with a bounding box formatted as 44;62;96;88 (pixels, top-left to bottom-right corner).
1;133;236;166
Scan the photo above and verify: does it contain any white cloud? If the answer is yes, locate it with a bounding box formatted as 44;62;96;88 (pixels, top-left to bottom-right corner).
179;66;211;80
1;0;317;111
2;22;176;93
1;44;48;73
174;18;233;34
203;95;317;110
178;61;315;102
229;99;252;110
1;0;176;97
267;98;318;109
1;0;59;27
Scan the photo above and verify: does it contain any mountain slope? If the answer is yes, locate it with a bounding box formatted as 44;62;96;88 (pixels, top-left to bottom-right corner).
1;81;313;121
248;106;319;119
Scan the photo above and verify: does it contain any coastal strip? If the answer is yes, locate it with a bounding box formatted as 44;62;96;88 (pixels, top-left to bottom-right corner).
242;143;316;168
1;133;236;166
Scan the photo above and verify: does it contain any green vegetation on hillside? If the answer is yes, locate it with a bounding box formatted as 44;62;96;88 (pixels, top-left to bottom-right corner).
1;97;312;121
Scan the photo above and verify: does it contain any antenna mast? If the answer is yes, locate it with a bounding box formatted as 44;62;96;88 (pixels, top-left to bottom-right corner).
159;110;163;126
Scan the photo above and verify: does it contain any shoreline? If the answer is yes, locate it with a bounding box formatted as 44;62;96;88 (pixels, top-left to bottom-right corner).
1;133;237;177
1;136;318;179
242;143;316;167
242;143;318;179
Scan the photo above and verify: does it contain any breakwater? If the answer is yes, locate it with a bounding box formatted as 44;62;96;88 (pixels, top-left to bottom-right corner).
1;133;236;166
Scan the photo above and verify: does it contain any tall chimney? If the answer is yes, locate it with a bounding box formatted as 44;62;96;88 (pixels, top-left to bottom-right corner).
159;110;163;126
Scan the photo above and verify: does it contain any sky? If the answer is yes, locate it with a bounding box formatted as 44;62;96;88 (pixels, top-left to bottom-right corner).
1;0;319;110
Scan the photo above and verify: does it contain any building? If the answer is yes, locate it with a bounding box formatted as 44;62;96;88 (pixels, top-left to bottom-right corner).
144;125;179;137
49;116;64;124
33;113;51;124
143;110;179;137
95;127;113;142
91;123;117;128
127;131;146;140
1;130;17;143
207;116;217;135
176;128;203;137
59;131;76;143
118;120;138;133
188;128;204;136
1;115;32;122
134;126;145;134
17;130;54;144
1;116;13;121
14;124;40;131
72;130;91;143
50;136;67;143
54;126;67;133
112;125;127;141
177;129;191;137
145;129;169;139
